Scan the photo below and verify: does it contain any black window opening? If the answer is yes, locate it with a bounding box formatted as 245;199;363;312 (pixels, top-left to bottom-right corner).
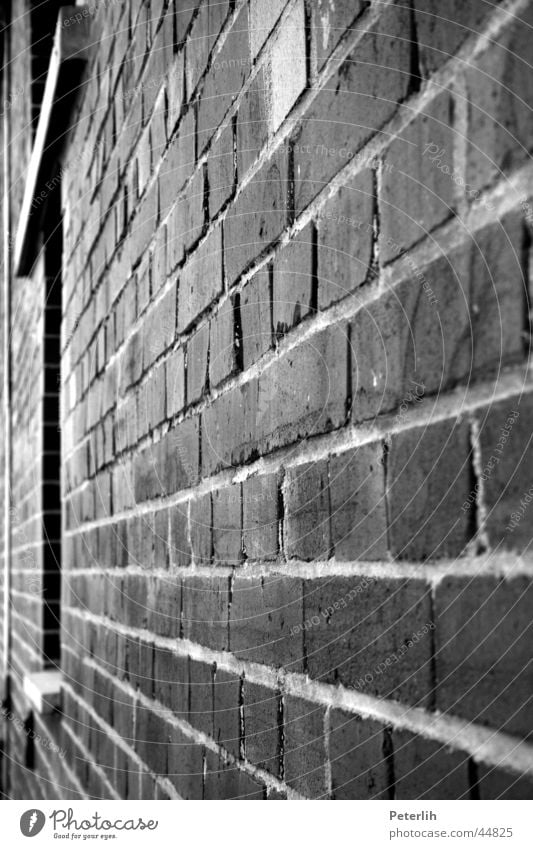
41;176;62;667
30;0;64;138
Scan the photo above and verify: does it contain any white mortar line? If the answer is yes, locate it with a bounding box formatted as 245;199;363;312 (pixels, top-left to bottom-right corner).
63;362;532;528
65;607;533;777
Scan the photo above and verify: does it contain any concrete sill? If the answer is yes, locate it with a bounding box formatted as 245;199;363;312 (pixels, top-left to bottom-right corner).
14;5;91;276
23;671;63;715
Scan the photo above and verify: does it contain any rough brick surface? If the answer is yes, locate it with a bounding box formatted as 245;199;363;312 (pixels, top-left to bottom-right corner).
2;0;532;804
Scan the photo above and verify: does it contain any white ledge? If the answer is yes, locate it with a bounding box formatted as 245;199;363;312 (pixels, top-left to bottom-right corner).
14;5;91;276
23;671;63;715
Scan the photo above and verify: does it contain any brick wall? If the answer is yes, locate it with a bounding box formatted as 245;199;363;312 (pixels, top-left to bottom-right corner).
1;0;533;799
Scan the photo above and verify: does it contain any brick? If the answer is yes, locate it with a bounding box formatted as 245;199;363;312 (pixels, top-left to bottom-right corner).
169;502;190;567
435;575;533;738
173;168;205;259
166;347;186;417
329;444;388;560
414;0;502;75
186;322;210;405
350;246;471;421
284;696;328;798
304;576;433;705
178;226;223;331
242;473;279;560
380;92;455;262
176;0;199;45
135;706;169;775
314;0;369;69
284;460;331;561
160;109;195;214
209;121;235;217
273;224;314;336
476;765;533;800
229;576;304;669
249;0;287;58
204;751;265;799
153;647;189;717
393;731;469;799
240;269;272;368
212;483;243;565
182;575;230;650
329;710;390;800
244;681;280;775
209;297;237;388
465;5;533;190
237;68;269;175
168;726;204;800
264;0;306;133
293;0;411;213
186;3;211;96
224;149;289;285
477;397;533;550
470;213;525;377
256;323;349;453
213;668;241;757
317;169;374;308
190;493;212;565
387;419;474;561
197;6;250;153
189;658;215;737
200;380;259;475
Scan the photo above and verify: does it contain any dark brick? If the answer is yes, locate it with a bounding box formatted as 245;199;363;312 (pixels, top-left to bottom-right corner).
470;213;525;377
314;0;369;69
244;681;280;776
178;226;223;332
240;269;272;368
237;67;269;174
182;575;230;650
168;725;204;800
212;483;242;565
435;575;533;738
204;750;265;799
190;493;212;565
380;92;455;262
317;169;374;308
284;696;328;798
329;710;390;800
465;5;533;189
393;731;470;799
169;502;190;567
197;5;250;153
477;397;533;551
209;121;235;216
387;419;474;561
153;647;189;718
256;323;349;453
329;444;388;560
229;576;304;670
243;473;279;560
189;658;215;737
186;322;210;405
293;0;411;213
273;224;314;336
209;297;237;388
304;576;433;705
414;0;502;75
135;706;169;775
476;764;533;800
224;149;289;285
213;668;241;757
284;460;331;561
